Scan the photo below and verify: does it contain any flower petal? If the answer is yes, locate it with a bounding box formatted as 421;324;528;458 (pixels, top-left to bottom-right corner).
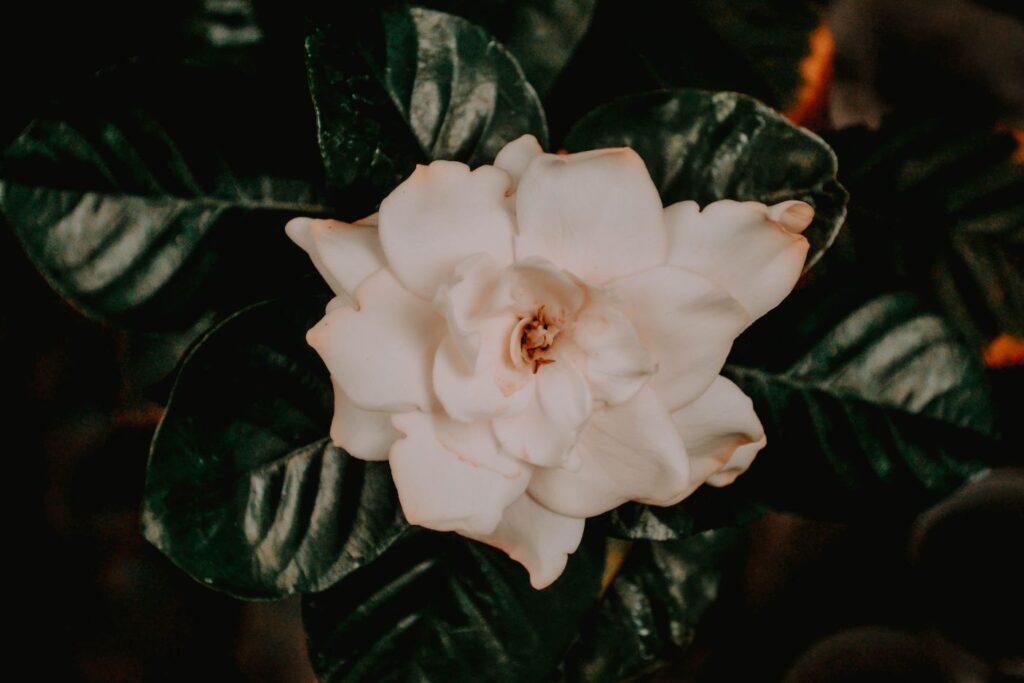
379;161;515;299
353;212;378;227
285;217;385;299
515;148;667;283
492;357;592;467
329;380;396;461
671;376;766;493
390;412;530;535
433;254;505;366
665;199;812;320
307;268;444;413
567;298;656;406
608;265;750;411
528;387;689;517
433;313;534;422
467;494;585;589
497;257;587;320
494;134;544;187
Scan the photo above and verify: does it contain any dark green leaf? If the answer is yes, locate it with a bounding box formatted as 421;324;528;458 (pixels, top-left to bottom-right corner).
721;358;991;520
825;117;1024;346
0;63;329;330
303;531;605;682
545;0;822;139
564;529;743;682
609;291;996;538
143;298;406;599
782;291;994;432
420;0;596;95
182;0;266;68
565;89;847;270
305;6;548;208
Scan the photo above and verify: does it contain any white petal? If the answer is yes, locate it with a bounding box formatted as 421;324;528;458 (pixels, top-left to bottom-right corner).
432;254;505;366
497;257;587;320
390;412;530;535
567;299;656;406
433;313;534;422
492;357;592;467
285;217;385;298
326;295;350;312
671;376;766;493
515;148;667;284
665;199;812;320
329;380;396;461
307;269;444;413
379;161;515;299
608;265;750;411
353;212;378;227
706;438;765;487
528;387;690;517
493;134;544;187
467;494;585;589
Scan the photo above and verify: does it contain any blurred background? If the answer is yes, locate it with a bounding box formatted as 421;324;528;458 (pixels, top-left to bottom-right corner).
6;0;1022;681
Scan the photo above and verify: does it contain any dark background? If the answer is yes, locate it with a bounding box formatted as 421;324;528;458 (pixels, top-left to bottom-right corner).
6;1;1022;681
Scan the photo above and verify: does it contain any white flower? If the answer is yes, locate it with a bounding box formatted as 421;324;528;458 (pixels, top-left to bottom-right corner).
286;135;814;588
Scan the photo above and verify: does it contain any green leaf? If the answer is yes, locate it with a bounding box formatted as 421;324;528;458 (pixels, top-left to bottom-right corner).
781;291;994;432
0;63;329;330
564;89;847;270
142;298;406;600
545;0;822;138
609;291;996;538
564;529;744;682
825;117;1024;346
420;0;596;95
305;6;548;209
303;531;605;682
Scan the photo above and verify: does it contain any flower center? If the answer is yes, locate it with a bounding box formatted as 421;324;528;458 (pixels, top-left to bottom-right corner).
511;305;560;374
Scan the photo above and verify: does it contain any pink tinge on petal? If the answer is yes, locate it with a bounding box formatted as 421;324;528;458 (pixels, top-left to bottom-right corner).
433;313;535;422
671;375;766;496
495;256;587;320
493;134;544;188
285;217;386;299
353;212;379;227
492;356;592;468
329;379;396;461
466;494;585;589
528;387;690;518
307;268;444;413
432;254;506;367
665;199;812;321
514;148;668;284
389;412;530;536
706;437;765;487
565;297;656;407
379;160;516;300
607;265;750;412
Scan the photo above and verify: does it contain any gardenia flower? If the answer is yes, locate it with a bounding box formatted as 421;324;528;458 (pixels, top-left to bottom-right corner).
286;135;814;589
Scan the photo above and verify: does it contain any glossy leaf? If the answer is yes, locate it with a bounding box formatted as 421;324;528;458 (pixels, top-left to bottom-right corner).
565;89;847;270
303;531;605;682
564;529;744;682
305;6;548;209
609;292;995;538
545;0;822;138
143;298;407;599
719;369;990;522
421;0;596;95
825;117;1024;346
0;63;328;329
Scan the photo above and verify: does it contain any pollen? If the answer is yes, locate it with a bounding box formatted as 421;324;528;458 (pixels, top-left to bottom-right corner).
514;305;560;373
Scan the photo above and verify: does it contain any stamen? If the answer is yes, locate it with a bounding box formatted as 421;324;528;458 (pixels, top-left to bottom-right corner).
515;305;560;372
